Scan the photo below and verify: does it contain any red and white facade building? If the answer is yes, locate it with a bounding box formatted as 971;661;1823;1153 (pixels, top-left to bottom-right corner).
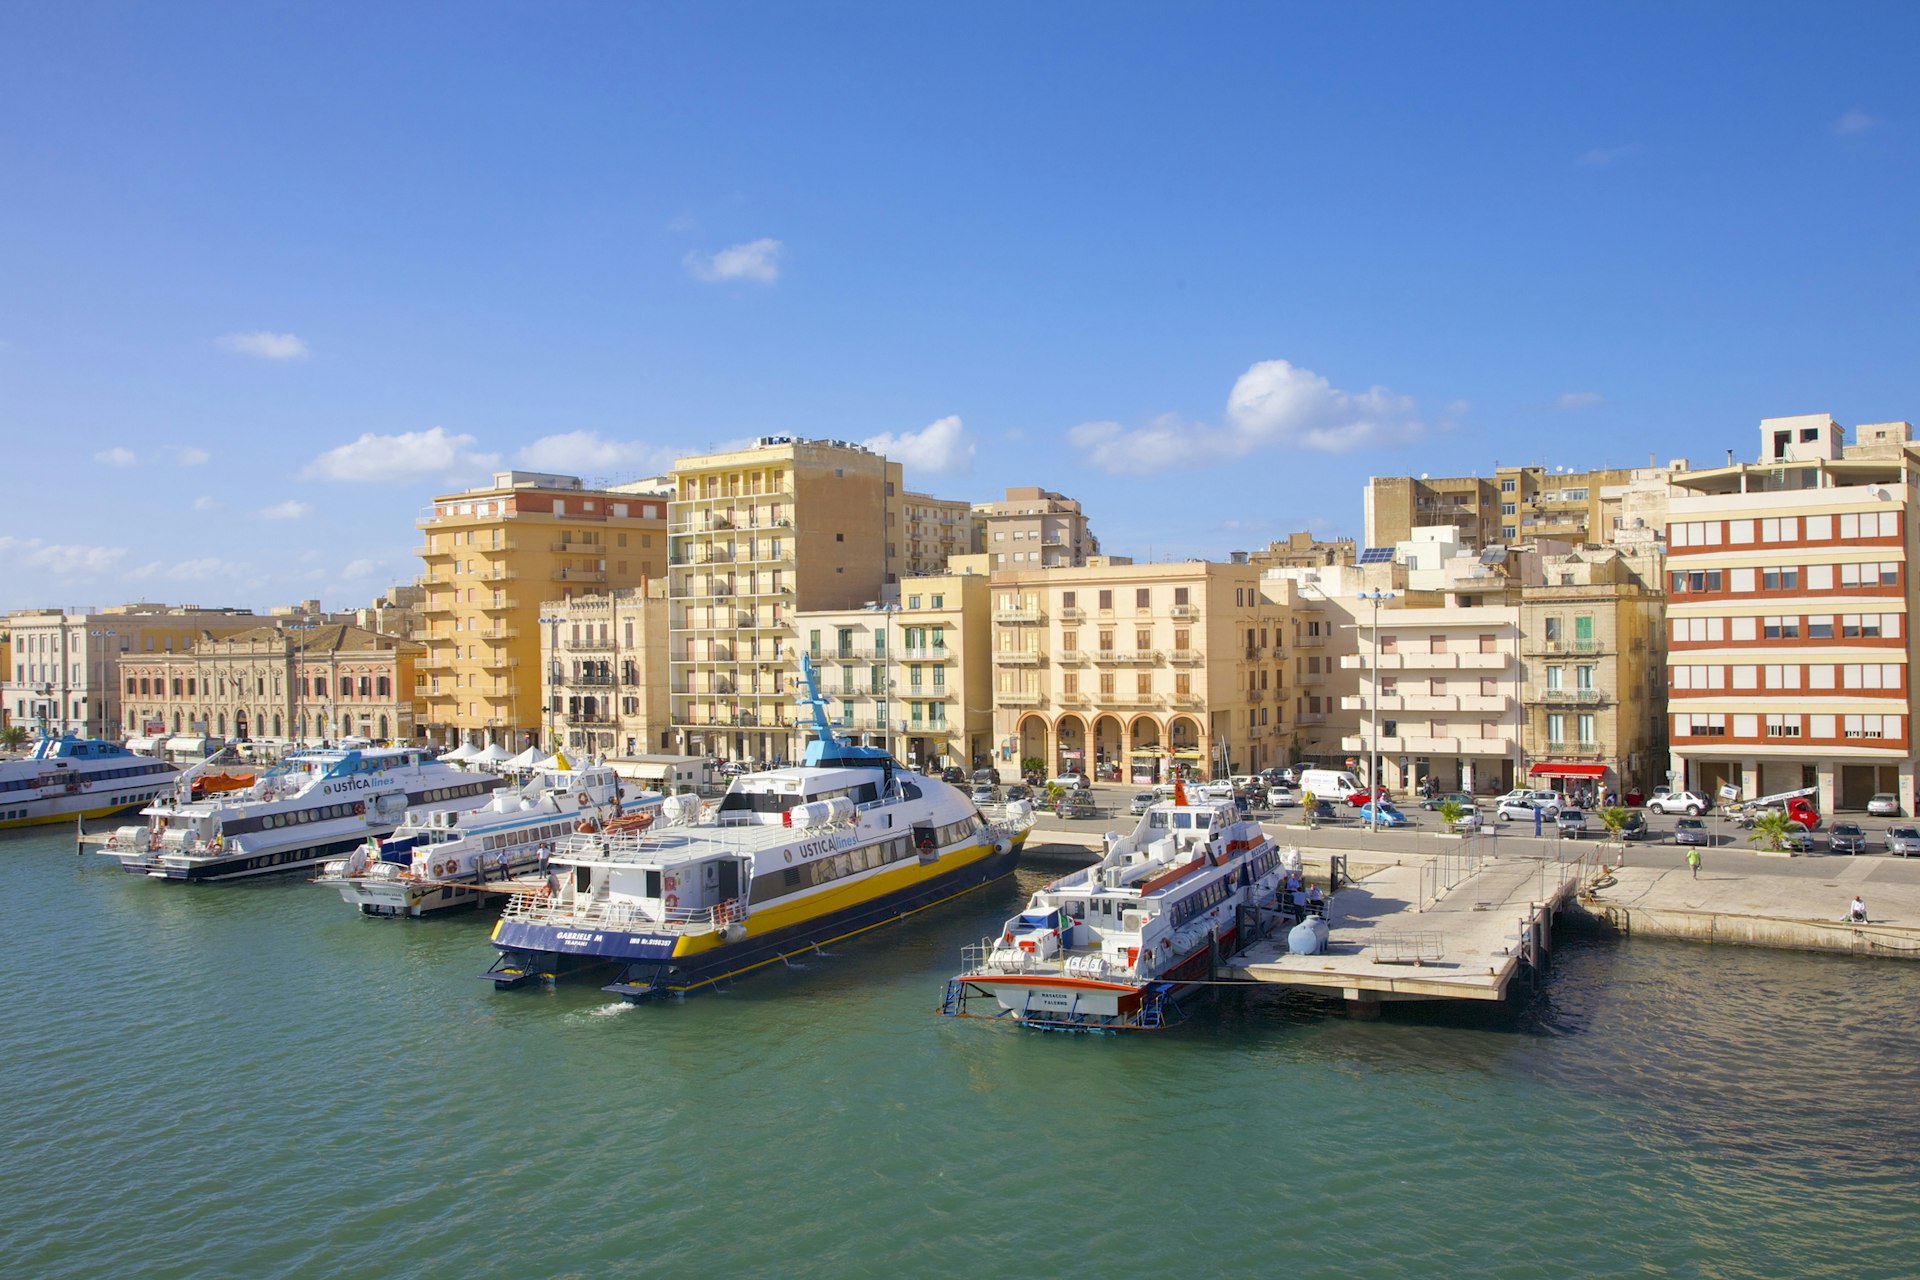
1666;414;1917;813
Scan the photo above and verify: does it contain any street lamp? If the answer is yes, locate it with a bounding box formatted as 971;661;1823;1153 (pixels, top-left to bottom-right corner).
538;615;565;751
1357;589;1397;832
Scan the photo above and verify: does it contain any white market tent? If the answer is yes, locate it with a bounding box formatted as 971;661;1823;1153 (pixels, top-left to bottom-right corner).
470;743;514;767
503;745;544;771
440;742;479;762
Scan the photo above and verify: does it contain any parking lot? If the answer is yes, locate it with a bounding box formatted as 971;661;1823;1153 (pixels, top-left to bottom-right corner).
1015;780;1920;858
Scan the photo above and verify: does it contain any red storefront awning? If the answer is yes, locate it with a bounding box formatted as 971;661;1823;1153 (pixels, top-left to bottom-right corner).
1529;762;1607;778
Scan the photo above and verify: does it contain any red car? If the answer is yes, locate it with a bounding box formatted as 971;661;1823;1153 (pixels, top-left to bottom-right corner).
1346;786;1390;807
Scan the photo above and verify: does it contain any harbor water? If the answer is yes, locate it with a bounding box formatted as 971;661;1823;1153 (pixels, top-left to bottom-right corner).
8;828;1919;1278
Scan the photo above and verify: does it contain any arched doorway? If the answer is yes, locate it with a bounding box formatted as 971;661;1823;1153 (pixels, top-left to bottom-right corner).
1091;714;1124;782
1053;714;1087;777
1128;716;1164;783
216;712;227;736
1016;714;1049;778
233;710;247;740
1168;715;1204;780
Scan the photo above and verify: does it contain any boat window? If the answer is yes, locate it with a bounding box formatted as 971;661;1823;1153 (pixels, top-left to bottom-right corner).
1196;813;1213;828
644;869;661;899
717;791;803;815
1174;813;1193;829
902;781;923;801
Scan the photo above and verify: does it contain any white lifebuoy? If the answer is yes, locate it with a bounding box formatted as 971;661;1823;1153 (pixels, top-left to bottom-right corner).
664;892;678;910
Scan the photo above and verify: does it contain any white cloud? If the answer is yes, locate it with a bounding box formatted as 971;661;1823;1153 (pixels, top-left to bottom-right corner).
0;535;128;575
863;415;976;475
93;447;138;467
1556;391;1605;410
258;500;311;520
217;331;310;360
175;447;211;466
515;431;676;476
684;238;783;284
304;426;500;482
1577;145;1637;167
191;495;218;511
129;556;250;582
341;558;380;579
1069;359;1430;476
1834;109;1878;136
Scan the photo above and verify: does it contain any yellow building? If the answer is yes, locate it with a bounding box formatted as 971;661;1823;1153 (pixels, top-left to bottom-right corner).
989;557;1292;782
415;470;667;748
899;491;977;576
795;560;993;772
668;436;910;763
1365;464;1650;551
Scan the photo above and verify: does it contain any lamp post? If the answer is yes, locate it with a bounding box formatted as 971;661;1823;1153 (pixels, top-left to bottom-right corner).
285;620;320;747
1357;589;1397;832
538;614;565;752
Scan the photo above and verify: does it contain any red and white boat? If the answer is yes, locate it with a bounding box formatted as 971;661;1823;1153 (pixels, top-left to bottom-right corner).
942;783;1298;1031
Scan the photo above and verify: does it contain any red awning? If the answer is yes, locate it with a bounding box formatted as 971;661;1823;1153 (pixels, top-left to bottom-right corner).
1529;762;1607;778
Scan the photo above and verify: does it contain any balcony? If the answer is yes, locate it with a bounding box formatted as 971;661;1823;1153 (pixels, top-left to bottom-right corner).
563;673;615;686
478;597;522;612
993;650;1046;665
1169;604;1196;620
553;569;607;585
900;647;952;662
1098;650;1161;664
1538;687;1607;704
1525;638;1604;656
420;599;455;616
1293;632;1325;648
479;655;519;672
1058;691;1090;706
1058;606;1085;622
995;608;1046;624
999;690;1045;706
570;638;615;652
552;539;605;554
1115;692;1161;707
1168;692;1203;708
1169;649;1201;665
1057;648;1087;664
414;543;447;559
565;711;617;726
817;649;874;663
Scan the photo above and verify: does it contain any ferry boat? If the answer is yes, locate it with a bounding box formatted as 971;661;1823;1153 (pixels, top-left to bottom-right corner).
0;734;178;831
316;760;664;917
484;657;1036;999
940;784;1296;1031
100;747;501;882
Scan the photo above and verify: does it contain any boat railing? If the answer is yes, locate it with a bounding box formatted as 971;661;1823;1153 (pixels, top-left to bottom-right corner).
501;887;743;935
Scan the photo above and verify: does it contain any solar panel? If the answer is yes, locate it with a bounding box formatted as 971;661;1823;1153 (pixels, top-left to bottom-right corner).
1357;546;1395;565
1479;546;1510;564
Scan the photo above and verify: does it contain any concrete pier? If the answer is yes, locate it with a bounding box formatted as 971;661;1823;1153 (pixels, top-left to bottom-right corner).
1580;863;1920;958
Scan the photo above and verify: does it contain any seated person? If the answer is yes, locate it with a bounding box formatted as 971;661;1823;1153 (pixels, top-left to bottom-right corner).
1848;896;1868;923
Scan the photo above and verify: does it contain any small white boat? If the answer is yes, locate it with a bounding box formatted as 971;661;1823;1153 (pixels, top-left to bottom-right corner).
942;785;1298;1031
316;761;662;917
0;734;178;831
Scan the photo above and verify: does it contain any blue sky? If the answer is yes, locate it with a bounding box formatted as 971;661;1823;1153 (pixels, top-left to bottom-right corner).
3;3;1917;612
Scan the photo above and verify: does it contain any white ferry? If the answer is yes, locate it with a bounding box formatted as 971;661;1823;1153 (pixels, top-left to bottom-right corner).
101;747;500;882
485;657;1036;999
0;734;178;831
941;784;1296;1031
316;760;664;917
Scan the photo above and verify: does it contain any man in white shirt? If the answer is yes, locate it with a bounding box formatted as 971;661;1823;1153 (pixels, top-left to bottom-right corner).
1848;896;1868;923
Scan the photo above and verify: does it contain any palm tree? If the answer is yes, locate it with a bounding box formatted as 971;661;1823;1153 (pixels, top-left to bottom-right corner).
1301;791;1318;827
0;725;29;753
1438;798;1467;833
1599;805;1628;842
1748;810;1793;853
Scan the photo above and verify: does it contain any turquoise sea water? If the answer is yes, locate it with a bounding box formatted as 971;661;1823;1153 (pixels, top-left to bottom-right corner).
6;829;1918;1279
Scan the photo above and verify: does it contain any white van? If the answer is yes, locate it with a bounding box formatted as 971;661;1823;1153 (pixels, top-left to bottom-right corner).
1297;769;1361;801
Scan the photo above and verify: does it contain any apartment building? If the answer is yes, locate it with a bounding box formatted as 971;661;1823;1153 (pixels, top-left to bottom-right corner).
974;487;1100;571
899;492;977;576
537;585;671;759
120;623;419;744
3;603;261;739
1365;464;1652;552
795;561;993;771
1517;548;1667;796
415;471;667;749
1246;531;1357;570
668;436;906;764
988;557;1291;782
1666;415;1918;812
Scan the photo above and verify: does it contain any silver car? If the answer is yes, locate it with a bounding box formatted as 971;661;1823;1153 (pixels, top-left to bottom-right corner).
1828;822;1868;855
1673;817;1709;846
1867;792;1901;818
1129;791;1156;815
1887;825;1920;856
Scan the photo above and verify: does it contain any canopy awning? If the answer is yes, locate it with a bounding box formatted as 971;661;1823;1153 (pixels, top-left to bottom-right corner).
1529;762;1607;779
441;742;478;761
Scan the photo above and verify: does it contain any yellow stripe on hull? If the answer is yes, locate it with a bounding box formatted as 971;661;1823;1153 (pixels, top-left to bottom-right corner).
0;800;145;830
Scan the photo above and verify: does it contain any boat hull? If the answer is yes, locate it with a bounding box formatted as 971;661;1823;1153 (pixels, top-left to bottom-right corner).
953;926;1239;1031
489;839;1024;996
0;793;154;830
148;832;387;882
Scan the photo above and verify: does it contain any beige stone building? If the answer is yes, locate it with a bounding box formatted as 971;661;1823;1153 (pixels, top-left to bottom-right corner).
1247;531;1357;570
4;603;262;739
974;487;1100;571
415;470;668;748
669;436;974;763
988;557;1291;782
120;623;420;744
796;560;993;771
1517;548;1667;797
537;585;672;759
1365;464;1662;552
1664;414;1919;812
899;491;977;576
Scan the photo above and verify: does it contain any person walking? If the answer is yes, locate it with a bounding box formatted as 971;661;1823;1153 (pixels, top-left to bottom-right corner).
1686;846;1702;879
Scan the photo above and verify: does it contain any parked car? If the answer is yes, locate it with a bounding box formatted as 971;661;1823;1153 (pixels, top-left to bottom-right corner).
1420;791;1475;812
940;766;966;785
969;784;998;806
972;768;997;787
1829;821;1868;855
1447;808;1483;832
1617;811;1649;841
1673;817;1709;846
1345;786;1390;807
1555;809;1589;839
1498;788;1561;809
1229;775;1261;794
1129;791;1156;816
1781;822;1816;854
1496;795;1560;822
1055;791;1097;819
1005;784;1031;804
1303;799;1337;824
1867;792;1902;818
1266;786;1297;809
1647;790;1711;816
1357;801;1410;828
1047;772;1090;791
1887;825;1920;856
